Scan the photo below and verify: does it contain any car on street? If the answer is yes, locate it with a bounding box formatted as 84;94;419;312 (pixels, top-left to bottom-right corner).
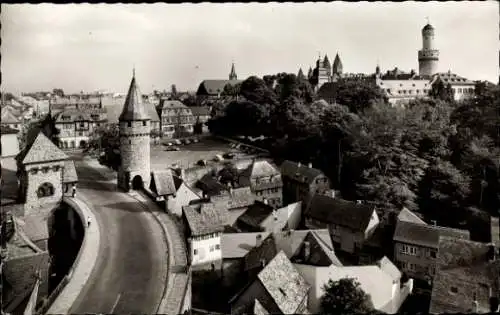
213;154;224;162
192;138;199;143
174;139;182;145
196;159;207;166
166;146;180;151
184;139;191;145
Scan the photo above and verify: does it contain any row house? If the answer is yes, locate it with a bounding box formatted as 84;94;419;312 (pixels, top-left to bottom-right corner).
190;106;212;134
239;160;283;209
280;160;330;206
157;100;195;138
392;219;470;285
182;201;228;269
304;194;380;254
54;110;96;149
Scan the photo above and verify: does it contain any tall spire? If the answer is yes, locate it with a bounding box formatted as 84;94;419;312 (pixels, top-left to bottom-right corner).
119;70;149;121
332;52;343;75
229;62;237;80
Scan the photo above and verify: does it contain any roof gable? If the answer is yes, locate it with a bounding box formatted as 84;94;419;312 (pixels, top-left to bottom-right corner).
290;231;341;266
257;251;310;314
305;195;375;231
197;80;243;96
17;131;68;164
183;202;228;236
280;160;325;185
393;221;470;248
1;107;21;124
397;207;427;225
151;170;177;196
237;201;275;229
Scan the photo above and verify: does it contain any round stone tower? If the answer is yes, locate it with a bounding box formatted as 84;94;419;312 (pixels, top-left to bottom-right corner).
117;70;151;191
418;23;439;77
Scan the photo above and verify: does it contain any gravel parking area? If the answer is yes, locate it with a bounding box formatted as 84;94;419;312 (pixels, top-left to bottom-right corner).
150;138;260;170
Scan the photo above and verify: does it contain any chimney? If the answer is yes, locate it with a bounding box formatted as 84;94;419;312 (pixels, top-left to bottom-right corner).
304;241;311;261
308;162;312;168
256;234;263;247
488;244;497;262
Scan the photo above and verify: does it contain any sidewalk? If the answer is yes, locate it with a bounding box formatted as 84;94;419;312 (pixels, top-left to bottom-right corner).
47;196;100;314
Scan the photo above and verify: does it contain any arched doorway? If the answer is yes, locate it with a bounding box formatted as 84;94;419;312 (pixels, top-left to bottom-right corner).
132;175;143;190
79;140;87;148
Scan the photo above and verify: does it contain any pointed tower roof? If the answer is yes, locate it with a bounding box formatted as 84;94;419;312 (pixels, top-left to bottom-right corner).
16;131;68;165
297;68;305;80
323;54;331;67
332;53;343;74
229;62;237;80
119;70;150;121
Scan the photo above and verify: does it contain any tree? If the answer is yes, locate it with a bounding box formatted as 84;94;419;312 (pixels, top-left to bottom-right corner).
320;278;374;315
334;80;388;114
418;159;471;226
430;80;454;103
221;83;241;98
223;100;271;136
274;73;315;103
239;76;278;107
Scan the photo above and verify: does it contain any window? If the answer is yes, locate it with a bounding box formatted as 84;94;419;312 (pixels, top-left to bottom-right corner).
215;244;220;250
42;167;50;174
209;245;215;252
78;132;83;136
37;182;55;198
143;121;147;126
80;123;85;128
193;249;198;255
401;244;417;256
53;166;60;172
408;263;417;271
128;122;132;127
430;250;437;258
416;89;420;94
450;286;458;294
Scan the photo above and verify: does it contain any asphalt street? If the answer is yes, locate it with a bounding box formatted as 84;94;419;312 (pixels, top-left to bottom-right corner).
68;154;168;314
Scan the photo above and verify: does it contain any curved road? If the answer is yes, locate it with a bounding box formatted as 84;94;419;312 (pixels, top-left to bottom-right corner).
68;154;168;314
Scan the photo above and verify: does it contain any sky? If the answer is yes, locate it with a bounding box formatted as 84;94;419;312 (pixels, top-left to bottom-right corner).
1;2;498;94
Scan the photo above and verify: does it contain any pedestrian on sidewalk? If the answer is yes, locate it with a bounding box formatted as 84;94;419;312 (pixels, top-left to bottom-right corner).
72;184;77;197
87;216;92;228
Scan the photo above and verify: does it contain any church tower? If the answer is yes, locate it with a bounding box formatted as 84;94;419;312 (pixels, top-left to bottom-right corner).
117;70;151;192
229;62;237;80
418;22;439;77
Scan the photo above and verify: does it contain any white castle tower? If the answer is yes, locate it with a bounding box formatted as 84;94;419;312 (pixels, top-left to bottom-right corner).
418;21;439;77
117;70;151;191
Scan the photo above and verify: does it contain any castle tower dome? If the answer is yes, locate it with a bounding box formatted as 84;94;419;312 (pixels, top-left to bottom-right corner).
117;69;151;191
418;20;439;77
229;62;237;80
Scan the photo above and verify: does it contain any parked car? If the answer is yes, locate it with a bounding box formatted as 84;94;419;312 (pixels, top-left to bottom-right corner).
213;154;224;162
166;146;180;151
184;139;192;145
197;159;207;166
192;138;199;143
174;139;182;145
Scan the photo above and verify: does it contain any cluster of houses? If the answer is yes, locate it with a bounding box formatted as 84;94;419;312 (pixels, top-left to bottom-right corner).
145;155;500;314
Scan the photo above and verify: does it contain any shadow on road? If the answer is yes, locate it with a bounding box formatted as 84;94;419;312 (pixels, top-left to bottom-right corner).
78;180;117;192
102;201;148;213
